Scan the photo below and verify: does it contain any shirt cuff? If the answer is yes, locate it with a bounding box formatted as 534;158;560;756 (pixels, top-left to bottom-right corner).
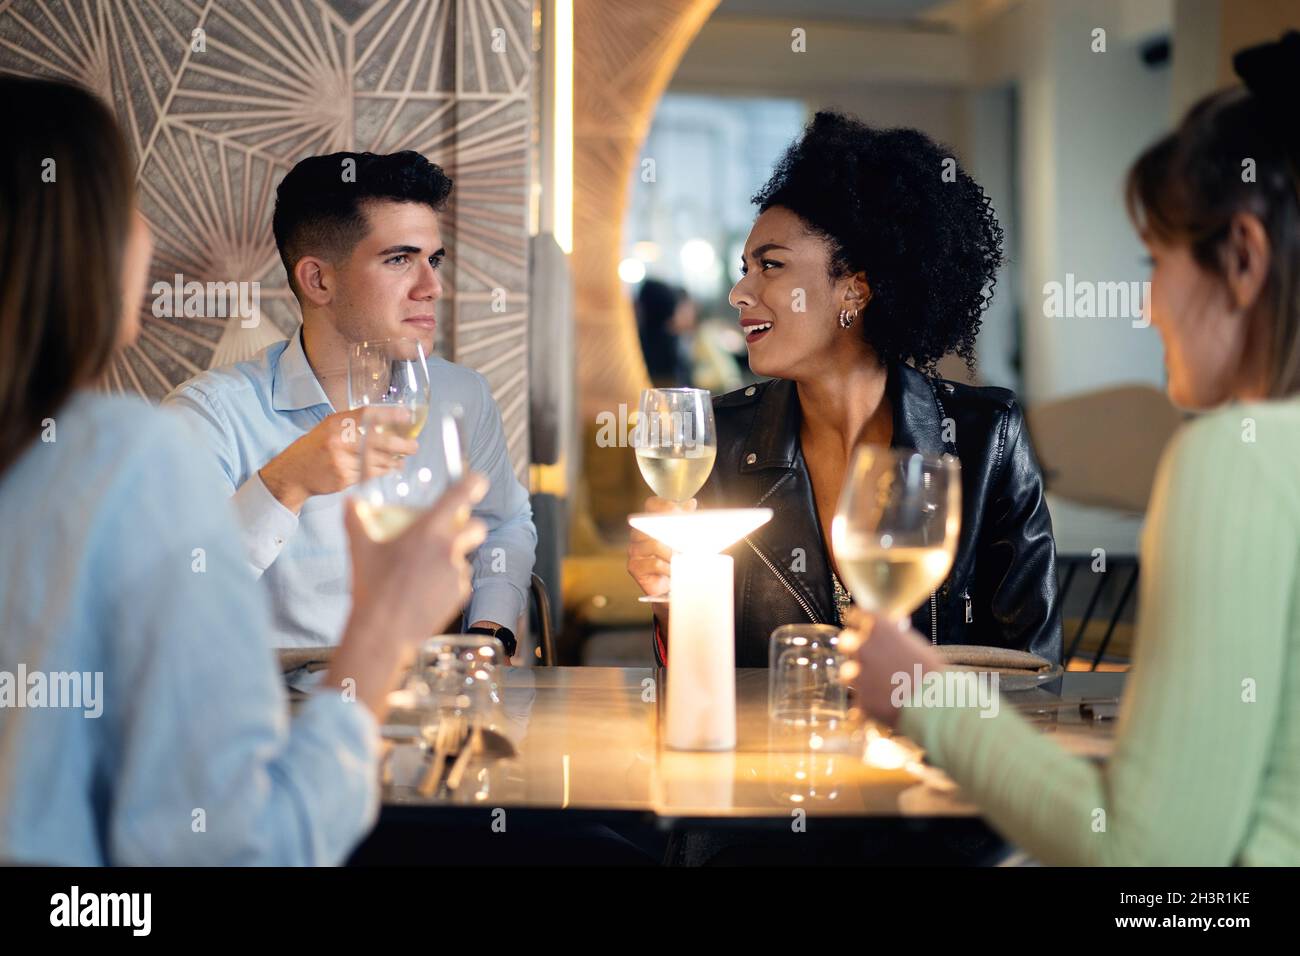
466;580;523;632
232;470;300;574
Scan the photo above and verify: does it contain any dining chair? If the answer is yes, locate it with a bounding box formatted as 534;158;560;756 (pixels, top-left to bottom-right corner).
529;572;557;666
1057;553;1141;670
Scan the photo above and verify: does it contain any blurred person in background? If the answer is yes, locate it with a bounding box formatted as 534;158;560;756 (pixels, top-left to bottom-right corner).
636;277;695;387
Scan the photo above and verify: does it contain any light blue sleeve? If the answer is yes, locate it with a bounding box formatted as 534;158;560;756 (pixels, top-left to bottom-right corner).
464;372;537;630
162;385;300;577
98;414;378;865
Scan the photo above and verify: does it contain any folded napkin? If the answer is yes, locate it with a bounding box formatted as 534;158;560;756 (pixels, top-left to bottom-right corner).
276;647;335;674
935;644;1053;676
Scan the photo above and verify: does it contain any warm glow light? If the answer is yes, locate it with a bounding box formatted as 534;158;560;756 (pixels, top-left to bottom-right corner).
618;257;647;284
632;241;661;262
862;726;921;770
552;0;573;254
679;237;716;273
628;508;772;554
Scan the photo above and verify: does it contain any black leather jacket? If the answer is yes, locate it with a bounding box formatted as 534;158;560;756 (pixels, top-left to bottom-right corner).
681;364;1062;667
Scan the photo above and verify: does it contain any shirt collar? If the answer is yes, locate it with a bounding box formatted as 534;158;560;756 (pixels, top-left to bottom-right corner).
271;325;332;413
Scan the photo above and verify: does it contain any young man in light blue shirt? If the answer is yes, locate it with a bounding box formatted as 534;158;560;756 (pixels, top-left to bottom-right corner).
163;151;535;658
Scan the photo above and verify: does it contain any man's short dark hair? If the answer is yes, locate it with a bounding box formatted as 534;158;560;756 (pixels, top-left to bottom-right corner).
272;150;453;294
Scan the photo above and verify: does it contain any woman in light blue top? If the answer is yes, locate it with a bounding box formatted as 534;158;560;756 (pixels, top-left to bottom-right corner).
0;76;487;865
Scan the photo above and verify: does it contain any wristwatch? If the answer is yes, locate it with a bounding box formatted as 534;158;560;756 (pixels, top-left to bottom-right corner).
466;623;517;659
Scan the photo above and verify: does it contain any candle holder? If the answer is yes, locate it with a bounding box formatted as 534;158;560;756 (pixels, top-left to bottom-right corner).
628;507;773;751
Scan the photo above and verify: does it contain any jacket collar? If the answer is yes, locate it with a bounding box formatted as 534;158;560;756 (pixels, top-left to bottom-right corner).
739;363;946;473
271;325;332;412
739;378;802;472
888;362;949;456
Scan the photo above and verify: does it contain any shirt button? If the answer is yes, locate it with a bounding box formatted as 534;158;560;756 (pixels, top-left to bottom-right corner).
745;386;756;396
273;537;284;547
745;453;757;465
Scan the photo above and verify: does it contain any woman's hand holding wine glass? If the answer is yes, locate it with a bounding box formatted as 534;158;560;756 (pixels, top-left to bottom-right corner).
836;610;948;729
627;494;696;624
831;446;960;734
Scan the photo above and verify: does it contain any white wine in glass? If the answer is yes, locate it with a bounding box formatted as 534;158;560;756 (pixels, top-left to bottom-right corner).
635;444;717;501
831;446;961;621
378;404;429;442
354;500;422;543
832;446;960;766
632;388;717;502
632;387;717;603
347;337;431;440
834;544;955;619
350;404;469;543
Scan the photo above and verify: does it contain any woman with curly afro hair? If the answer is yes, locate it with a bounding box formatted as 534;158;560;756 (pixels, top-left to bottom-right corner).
630;110;1062;669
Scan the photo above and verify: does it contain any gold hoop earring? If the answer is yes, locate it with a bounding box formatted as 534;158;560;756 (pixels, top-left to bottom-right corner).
838;308;856;330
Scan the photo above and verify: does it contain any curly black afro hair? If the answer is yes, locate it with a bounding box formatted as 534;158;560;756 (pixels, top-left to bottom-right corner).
752;111;1004;373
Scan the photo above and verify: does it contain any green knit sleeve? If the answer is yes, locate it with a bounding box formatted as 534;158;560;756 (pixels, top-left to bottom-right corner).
899;408;1295;865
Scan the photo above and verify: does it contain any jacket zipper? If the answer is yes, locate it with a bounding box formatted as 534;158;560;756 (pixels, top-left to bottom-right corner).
746;538;819;624
928;380;957;647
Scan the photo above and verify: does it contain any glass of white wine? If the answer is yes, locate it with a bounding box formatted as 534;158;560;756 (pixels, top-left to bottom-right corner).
831;446;961;623
351;403;469;543
632;387;717;603
832;446;960;764
347;337;431;441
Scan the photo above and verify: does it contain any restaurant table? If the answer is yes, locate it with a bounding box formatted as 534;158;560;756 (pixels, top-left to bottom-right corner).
348;666;1124;864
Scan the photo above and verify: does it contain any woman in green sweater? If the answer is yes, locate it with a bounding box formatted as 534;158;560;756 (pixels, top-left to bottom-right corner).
841;32;1300;866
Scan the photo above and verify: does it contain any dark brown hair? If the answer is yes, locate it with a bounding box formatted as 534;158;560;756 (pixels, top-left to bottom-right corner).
0;76;134;477
1125;39;1300;399
272;150;452;298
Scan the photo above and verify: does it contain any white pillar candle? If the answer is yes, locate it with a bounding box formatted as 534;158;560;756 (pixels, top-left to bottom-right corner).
665;552;736;751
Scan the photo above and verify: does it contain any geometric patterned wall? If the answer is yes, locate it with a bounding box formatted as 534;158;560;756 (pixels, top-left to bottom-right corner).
0;0;533;472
